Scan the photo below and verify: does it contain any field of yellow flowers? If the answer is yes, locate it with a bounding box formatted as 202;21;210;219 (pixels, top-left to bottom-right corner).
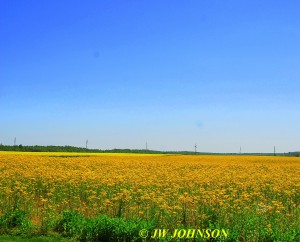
0;151;299;241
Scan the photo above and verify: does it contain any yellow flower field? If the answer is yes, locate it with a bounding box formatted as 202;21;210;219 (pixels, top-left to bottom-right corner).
0;152;299;241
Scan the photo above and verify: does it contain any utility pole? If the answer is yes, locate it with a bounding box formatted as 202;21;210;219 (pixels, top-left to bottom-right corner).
195;143;197;154
86;139;88;149
14;137;16;146
274;146;276;156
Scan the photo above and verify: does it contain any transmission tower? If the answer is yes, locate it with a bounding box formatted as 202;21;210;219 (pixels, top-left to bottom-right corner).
86;139;88;149
195;143;197;153
14;137;16;146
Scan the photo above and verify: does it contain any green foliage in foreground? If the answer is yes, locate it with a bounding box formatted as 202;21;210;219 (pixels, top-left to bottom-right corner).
0;210;156;242
0;210;33;235
54;210;156;241
0;235;71;241
0;209;299;241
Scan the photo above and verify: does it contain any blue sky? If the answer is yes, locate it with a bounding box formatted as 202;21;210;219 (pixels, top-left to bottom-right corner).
1;0;300;152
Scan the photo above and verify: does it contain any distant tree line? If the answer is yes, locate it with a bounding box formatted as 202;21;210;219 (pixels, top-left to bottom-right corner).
0;145;96;153
0;144;298;156
0;145;215;155
288;152;300;157
0;145;176;154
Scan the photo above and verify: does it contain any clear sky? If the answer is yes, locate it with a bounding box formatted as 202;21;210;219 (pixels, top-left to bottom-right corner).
1;1;300;153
